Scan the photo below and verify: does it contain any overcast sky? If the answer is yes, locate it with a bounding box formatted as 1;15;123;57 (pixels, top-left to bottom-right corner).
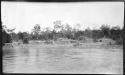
1;2;124;33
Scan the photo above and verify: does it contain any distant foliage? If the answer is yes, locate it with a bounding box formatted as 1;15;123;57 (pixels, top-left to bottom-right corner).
31;24;41;40
100;24;110;38
2;26;12;46
17;32;29;44
2;23;13;46
23;37;29;44
2;20;123;45
109;26;123;44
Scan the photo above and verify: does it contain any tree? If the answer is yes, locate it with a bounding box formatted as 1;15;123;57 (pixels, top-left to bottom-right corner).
92;30;103;42
2;24;15;44
110;26;123;44
53;20;64;39
18;32;24;40
2;25;12;45
84;27;92;38
17;31;29;44
32;24;41;40
44;27;52;40
7;28;15;33
2;30;12;45
100;24;110;38
53;20;62;32
11;32;19;41
2;24;16;42
7;28;16;42
63;23;72;39
2;25;7;32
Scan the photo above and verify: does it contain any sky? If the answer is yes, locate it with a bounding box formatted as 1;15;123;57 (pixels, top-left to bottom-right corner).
1;2;124;33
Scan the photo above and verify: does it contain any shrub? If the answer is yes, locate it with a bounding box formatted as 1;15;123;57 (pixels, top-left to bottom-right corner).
2;30;12;46
23;38;29;44
115;37;123;45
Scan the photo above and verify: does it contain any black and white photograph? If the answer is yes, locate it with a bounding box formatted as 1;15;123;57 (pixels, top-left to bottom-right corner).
1;0;124;74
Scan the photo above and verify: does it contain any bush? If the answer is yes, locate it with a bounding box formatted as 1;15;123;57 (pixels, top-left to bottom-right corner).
23;38;29;44
115;38;123;45
2;30;12;46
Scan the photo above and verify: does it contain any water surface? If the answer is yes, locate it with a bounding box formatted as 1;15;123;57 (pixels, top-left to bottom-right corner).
3;44;123;74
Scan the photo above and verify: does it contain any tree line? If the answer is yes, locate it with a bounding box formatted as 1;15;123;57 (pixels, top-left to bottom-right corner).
2;20;124;45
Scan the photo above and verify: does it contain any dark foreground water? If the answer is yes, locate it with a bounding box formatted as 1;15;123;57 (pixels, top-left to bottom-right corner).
2;44;123;74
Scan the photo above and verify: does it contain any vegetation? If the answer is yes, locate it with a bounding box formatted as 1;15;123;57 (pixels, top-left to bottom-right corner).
2;24;12;46
2;20;123;45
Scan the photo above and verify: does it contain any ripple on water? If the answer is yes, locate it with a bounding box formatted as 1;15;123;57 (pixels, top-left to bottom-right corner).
2;44;123;73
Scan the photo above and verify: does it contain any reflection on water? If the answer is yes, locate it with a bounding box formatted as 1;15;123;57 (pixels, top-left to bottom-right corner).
3;48;16;73
2;44;123;74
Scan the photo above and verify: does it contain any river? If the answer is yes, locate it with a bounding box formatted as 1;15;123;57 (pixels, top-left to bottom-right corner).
2;44;123;74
